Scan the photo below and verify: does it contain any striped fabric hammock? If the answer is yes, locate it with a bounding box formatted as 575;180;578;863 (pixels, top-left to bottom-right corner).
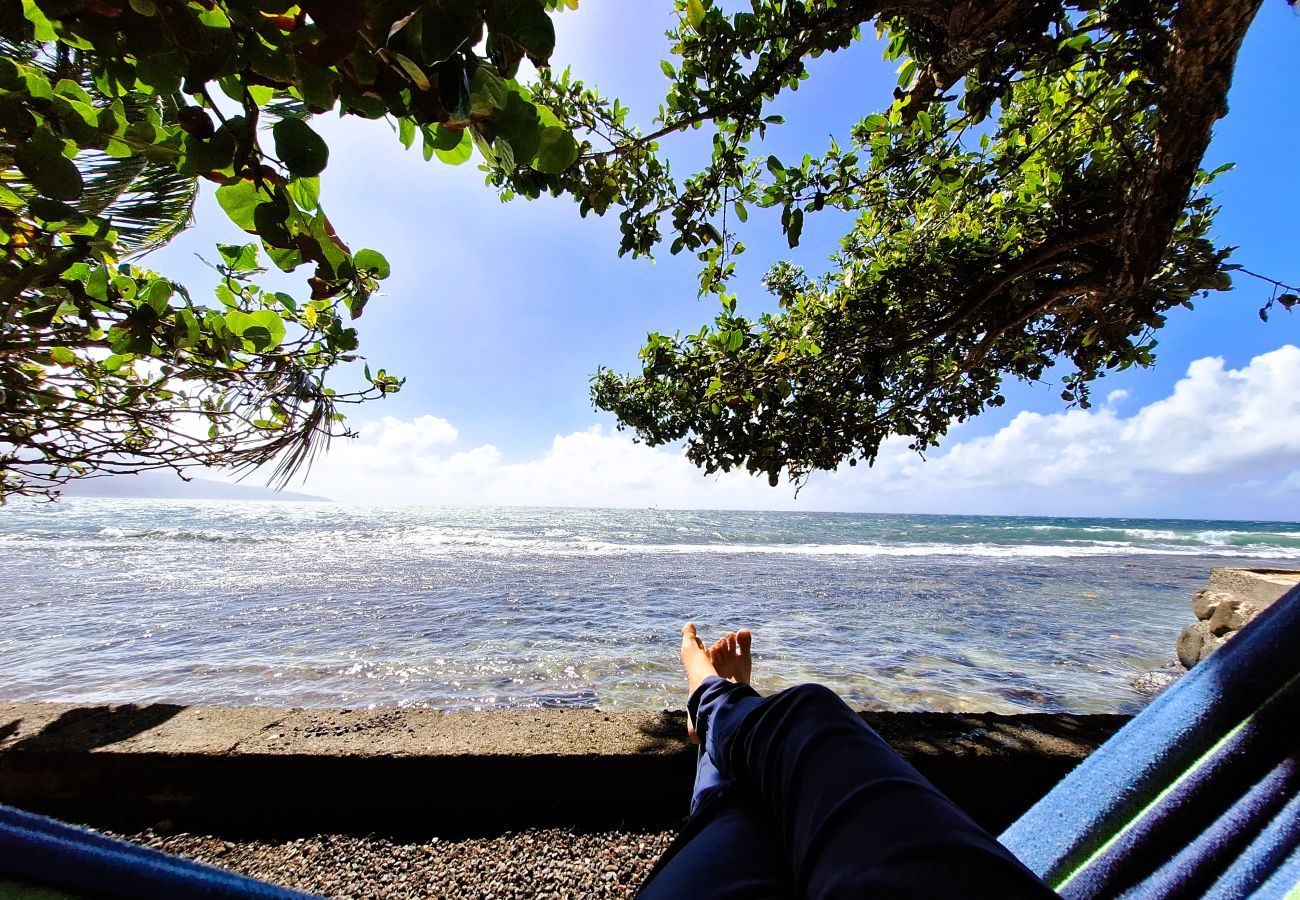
1002;584;1300;899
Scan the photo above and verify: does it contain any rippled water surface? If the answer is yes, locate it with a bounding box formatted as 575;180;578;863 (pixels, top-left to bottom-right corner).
2;500;1297;714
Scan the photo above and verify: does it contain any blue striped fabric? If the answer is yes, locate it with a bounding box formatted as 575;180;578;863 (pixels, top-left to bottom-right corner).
0;803;317;899
1204;787;1300;900
1249;842;1300;900
1135;755;1300;899
1001;585;1300;899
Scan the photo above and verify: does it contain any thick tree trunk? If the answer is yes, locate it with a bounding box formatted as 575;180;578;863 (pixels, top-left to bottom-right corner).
1116;0;1265;294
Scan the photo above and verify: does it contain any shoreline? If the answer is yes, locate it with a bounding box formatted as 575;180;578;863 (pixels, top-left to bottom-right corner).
1;700;1127;837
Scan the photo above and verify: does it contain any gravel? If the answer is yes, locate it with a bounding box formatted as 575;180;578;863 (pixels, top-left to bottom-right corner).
121;827;678;899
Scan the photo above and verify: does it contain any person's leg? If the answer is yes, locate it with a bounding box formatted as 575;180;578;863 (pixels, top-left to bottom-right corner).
682;623;1056;900
639;779;793;899
639;627;794;899
695;674;1057;899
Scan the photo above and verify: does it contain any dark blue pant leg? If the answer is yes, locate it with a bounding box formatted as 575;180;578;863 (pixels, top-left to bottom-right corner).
638;795;794;900
638;684;795;898
697;678;1057;900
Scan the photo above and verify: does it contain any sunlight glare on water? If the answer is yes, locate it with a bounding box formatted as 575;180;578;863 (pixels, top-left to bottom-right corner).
2;500;1297;713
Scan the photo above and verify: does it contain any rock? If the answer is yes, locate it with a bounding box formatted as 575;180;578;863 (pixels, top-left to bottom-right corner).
1193;590;1233;621
1133;670;1182;696
1177;620;1213;669
1197;631;1226;664
1208;598;1258;636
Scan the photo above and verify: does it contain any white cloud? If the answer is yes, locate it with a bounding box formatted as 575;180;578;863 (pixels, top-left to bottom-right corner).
294;346;1300;520
362;415;459;452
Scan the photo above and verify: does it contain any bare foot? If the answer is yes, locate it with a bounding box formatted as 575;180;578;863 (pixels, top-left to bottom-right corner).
681;623;719;697
682;624;756;743
681;623;719;743
709;628;753;685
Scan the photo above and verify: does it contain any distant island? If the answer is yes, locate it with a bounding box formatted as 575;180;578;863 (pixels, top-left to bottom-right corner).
59;471;329;502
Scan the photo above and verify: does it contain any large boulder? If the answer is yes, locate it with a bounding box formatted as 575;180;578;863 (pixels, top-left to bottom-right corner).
1193;589;1233;621
1175;569;1300;670
1177;621;1211;669
1208;597;1259;636
1176;621;1227;669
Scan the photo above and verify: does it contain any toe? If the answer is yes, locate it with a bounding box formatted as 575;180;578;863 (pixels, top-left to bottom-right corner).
682;623;703;651
738;628;752;654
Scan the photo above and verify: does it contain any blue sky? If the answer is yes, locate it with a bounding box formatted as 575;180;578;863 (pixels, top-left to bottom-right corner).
141;1;1300;518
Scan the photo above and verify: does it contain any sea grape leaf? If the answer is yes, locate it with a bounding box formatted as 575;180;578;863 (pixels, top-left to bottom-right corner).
534;125;578;174
215;179;268;233
354;249;391;279
485;0;555;60
272;117;329;177
421;0;482;65
14;129;83;201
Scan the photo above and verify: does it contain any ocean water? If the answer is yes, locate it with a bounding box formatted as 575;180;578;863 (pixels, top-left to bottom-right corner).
1;500;1297;715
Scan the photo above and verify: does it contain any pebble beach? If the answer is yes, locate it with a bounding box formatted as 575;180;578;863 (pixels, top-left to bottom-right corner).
123;828;678;899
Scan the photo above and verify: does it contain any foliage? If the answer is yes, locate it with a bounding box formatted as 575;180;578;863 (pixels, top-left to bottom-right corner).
523;0;1283;486
0;0;579;498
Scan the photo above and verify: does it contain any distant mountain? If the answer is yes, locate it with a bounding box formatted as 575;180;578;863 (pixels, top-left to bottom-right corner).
59;470;330;502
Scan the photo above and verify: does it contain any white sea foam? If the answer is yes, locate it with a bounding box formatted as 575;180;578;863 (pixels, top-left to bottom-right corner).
5;524;1299;559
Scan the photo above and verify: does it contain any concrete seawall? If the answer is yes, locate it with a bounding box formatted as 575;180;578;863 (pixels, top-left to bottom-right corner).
0;701;1128;837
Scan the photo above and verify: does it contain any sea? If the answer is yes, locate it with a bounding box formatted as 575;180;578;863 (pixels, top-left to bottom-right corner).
1;500;1298;715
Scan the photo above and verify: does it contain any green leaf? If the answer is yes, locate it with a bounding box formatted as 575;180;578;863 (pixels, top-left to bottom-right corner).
215;180;268;233
486;0;556;59
686;0;705;30
286;176;321;211
253;199;294;249
296;66;339;112
470;65;510;114
785;207;804;248
433;127;473;165
421;0;483;65
896;58;917;88
28;197;86;225
272;118;329;178
398;116;417;149
218;243;260;272
144;279;173;315
493;92;542;164
534;126;578;174
14;130;83;201
426;123;467;151
354;249;391;279
266;246;303;273
386;50;432;91
175;308;201;347
225;309;286;351
49;346;75;366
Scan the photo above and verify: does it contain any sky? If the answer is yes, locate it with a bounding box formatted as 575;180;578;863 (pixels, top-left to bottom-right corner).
134;1;1300;519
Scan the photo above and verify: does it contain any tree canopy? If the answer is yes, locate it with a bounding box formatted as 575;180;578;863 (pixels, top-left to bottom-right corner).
2;0;1296;499
538;0;1296;485
0;0;579;498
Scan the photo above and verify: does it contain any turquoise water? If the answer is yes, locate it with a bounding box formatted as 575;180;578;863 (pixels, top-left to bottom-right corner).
1;500;1297;713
